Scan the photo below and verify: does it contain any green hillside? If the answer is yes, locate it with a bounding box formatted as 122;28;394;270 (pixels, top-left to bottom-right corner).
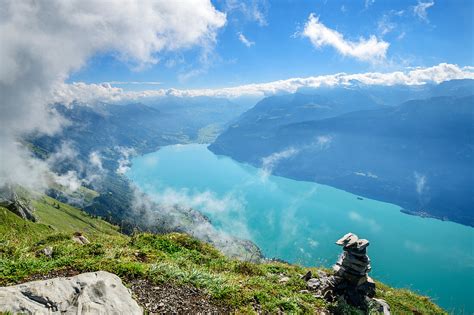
0;197;445;314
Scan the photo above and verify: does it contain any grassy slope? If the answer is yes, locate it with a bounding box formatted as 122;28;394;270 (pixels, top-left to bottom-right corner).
0;198;445;314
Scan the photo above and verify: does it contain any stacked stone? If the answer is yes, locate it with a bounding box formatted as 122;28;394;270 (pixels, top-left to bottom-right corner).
332;232;375;306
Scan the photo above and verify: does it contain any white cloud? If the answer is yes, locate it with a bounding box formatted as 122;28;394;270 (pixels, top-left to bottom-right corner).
115;147;136;175
52;170;83;192
225;0;268;26
148;187;246;217
376;9;408;39
53;63;474;102
413;1;435;22
238;32;255;47
0;0;226;190
301;13;389;63
414;172;427;195
397;31;406;40
89;151;103;170
308;238;319;248
85;151;106;185
404;240;427;253
365;0;375;9
378;15;396;36
279;186;318;241
46;141;79;166
315;135;332;150
143;155;160;167
354;171;378;179
348;211;381;232
46;142;107;190
129;186;255;259
260;148;299;181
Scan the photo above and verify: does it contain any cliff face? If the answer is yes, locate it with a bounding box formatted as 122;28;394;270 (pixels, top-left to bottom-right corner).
0;193;446;314
0;186;37;222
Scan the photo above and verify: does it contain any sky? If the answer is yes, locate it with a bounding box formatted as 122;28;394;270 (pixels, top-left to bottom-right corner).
0;0;473;191
68;0;474;91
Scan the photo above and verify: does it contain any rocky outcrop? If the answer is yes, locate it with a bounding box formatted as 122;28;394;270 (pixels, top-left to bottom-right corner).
0;271;142;315
0;187;37;222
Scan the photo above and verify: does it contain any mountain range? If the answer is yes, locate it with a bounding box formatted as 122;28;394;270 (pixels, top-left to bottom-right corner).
210;80;474;226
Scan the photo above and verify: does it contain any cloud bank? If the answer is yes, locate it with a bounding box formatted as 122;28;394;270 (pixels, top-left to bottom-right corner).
0;0;226;190
53;63;474;103
301;13;389;63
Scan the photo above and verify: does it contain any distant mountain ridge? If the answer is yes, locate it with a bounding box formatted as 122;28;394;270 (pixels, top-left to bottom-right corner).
27;97;256;256
34;97;247;157
210;80;474;227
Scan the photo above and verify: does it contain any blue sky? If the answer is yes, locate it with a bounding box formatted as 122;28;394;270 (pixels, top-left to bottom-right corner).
69;0;473;91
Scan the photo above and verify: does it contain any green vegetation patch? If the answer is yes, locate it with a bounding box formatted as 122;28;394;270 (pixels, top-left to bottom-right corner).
32;195;119;236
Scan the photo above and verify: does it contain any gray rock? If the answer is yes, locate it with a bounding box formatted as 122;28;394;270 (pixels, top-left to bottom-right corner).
339;260;370;274
372;298;391;314
279;276;290;283
301;270;312;281
44;246;53;257
37;246;53;259
316;270;327;278
356;239;369;250
72;233;90;245
347;248;367;257
307;278;321;290
0;271;142;315
342;252;370;265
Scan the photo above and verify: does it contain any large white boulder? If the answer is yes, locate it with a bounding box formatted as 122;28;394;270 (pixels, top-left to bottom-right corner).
0;271;142;315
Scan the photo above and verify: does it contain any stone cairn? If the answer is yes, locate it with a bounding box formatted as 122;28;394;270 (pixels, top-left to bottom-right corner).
333;232;375;306
301;232;390;314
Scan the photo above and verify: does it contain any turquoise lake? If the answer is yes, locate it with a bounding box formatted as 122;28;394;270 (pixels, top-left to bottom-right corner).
127;144;474;313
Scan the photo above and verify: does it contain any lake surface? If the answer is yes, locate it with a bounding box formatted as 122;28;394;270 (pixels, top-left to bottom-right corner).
127;143;474;313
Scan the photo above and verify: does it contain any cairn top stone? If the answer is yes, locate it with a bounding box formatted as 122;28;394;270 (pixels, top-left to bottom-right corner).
336;233;359;248
336;233;370;251
356;239;370;250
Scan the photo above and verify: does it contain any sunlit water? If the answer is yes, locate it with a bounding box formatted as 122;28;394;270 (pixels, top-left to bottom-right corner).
127;143;474;313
